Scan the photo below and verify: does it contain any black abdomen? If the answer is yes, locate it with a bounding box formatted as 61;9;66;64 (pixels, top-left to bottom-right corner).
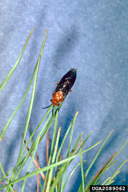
53;68;77;100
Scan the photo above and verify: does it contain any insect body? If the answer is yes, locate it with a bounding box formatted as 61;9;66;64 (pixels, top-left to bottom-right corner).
51;68;77;106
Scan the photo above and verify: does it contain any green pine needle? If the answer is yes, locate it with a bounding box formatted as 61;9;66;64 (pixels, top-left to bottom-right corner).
0;28;127;192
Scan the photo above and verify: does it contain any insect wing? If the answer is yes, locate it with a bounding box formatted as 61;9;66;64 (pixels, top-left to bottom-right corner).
53;68;77;98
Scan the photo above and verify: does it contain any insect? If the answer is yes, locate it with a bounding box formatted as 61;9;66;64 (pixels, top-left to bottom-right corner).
43;68;77;109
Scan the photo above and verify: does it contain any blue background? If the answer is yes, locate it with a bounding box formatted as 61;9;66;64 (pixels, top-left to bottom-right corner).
0;1;128;191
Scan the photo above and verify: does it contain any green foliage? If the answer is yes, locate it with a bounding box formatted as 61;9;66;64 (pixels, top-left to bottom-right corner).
0;29;128;192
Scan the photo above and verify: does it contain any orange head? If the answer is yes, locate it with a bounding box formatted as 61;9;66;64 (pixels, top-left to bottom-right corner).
51;91;64;106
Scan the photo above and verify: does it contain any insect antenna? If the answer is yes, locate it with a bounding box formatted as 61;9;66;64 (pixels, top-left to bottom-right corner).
42;104;52;109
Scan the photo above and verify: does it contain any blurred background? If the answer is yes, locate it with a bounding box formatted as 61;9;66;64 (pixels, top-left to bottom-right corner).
0;1;128;191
